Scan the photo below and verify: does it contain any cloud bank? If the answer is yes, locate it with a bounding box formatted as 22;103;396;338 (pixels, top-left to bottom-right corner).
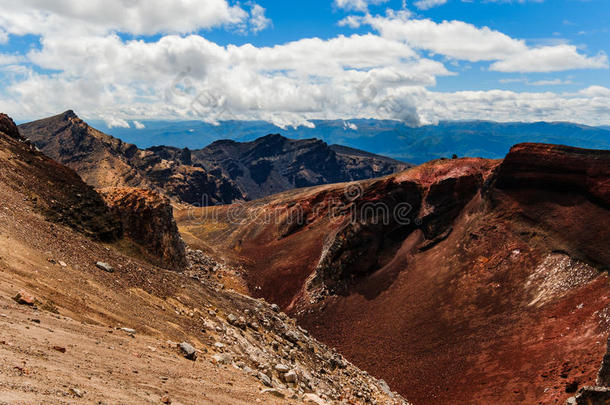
0;0;607;127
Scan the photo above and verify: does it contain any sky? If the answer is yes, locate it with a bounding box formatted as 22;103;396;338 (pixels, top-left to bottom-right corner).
0;0;608;128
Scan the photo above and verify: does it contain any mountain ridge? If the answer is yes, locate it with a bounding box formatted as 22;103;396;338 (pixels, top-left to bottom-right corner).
19;111;411;203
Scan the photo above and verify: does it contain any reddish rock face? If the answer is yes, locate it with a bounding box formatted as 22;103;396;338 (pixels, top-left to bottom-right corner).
100;187;187;270
496;142;610;208
179;143;610;405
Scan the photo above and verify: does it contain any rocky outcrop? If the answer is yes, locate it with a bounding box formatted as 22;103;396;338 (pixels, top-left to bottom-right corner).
496;142;610;208
19;111;244;205
100;187;187;270
0;113;122;241
0;113;22;140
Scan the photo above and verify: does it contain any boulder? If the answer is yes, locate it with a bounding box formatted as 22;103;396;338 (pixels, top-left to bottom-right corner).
96;262;114;273
13;290;35;306
178;342;197;360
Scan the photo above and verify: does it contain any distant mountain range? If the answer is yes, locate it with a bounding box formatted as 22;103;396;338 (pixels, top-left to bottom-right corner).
90;119;610;165
20;111;409;204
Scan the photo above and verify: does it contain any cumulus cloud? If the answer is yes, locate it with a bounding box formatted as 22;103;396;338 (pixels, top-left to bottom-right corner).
420;87;610;126
0;0;266;36
490;45;607;72
355;13;607;72
1;33;450;127
106;117;131;128
133;120;145;129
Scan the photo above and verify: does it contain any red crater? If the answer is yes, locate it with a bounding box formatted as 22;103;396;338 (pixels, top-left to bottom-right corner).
178;143;610;404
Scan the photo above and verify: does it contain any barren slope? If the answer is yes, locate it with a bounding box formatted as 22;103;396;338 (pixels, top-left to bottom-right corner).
1;114;408;404
178;143;610;404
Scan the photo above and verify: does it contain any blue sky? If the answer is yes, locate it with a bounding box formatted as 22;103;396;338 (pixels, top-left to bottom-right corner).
0;0;608;127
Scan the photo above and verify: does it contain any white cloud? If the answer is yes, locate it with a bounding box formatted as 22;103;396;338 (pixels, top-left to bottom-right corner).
499;77;574;86
0;53;23;65
0;33;450;127
344;121;358;130
414;0;448;10
133;120;145;129
419;87;610;125
0;28;8;44
334;0;389;12
106;117;131;128
356;13;607;72
490;45;607;72
248;3;272;33
0;0;267;37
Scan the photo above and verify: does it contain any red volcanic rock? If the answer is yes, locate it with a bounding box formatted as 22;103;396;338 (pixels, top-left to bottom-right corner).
100;187;187;270
496;143;610;207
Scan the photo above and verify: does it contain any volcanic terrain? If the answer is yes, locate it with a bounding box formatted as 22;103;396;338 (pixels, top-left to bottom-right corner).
178;143;610;404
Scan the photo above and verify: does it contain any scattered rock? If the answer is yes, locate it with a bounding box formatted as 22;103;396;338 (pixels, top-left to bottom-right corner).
70;388;84;398
284;369;298;383
211;353;232;364
13;290;35;306
58;261;67;267
275;364;290;373
120;327;136;334
568;386;610;404
95;262;114;273
270;304;280;312
161;395;172;404
257;372;272;387
178;342;197;360
52;346;66;353
303;393;328;404
261;388;285;398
